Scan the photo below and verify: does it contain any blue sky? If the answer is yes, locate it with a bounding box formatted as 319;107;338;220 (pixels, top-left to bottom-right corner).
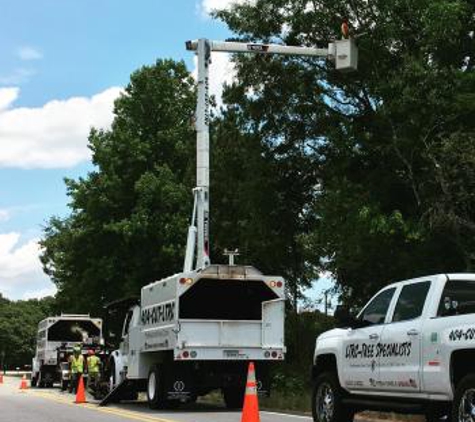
0;0;334;308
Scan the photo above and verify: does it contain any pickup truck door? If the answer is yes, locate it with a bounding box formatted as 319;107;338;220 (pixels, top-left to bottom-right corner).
341;287;397;392
377;280;431;393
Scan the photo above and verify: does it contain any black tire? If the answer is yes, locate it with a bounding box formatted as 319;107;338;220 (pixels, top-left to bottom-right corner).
312;372;354;422
38;372;45;388
147;367;164;409
222;386;245;410
452;374;475;422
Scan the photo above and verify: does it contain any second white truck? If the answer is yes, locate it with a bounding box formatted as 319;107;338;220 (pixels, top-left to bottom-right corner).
313;273;475;422
31;314;103;388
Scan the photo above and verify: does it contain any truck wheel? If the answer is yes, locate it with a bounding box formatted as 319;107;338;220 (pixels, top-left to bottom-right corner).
147;367;164;409
312;372;354;422
222;387;245;409
38;372;45;388
453;374;475;422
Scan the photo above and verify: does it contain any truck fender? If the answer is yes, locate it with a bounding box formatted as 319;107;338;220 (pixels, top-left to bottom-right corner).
312;354;339;384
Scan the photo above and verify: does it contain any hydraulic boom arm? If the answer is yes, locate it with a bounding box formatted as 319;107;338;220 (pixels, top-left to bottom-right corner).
184;38;357;271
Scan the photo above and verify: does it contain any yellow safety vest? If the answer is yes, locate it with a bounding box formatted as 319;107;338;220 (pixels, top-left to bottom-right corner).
87;355;100;374
70;355;84;374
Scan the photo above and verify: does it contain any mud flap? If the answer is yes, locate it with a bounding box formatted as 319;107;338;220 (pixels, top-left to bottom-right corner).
162;364;195;401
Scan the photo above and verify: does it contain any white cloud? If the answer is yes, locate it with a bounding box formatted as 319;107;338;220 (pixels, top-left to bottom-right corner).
200;0;253;16
0;86;122;169
22;286;56;301
193;52;237;107
0;210;10;222
0;87;19;111
17;46;43;61
0;232;56;300
0;68;35;85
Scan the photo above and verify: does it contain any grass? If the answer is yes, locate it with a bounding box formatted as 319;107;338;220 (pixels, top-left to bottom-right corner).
260;389;311;414
202;389;425;422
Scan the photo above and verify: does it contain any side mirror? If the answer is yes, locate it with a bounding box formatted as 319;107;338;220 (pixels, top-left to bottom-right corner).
334;305;353;327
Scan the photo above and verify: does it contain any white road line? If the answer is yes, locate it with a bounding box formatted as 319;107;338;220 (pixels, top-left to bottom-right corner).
262;411;312;420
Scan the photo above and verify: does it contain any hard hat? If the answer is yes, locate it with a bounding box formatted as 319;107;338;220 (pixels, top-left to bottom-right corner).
88;349;95;356
73;346;81;353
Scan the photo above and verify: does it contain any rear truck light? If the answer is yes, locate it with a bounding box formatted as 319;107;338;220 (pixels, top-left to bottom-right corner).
269;280;283;288
182;351;190;358
271;351;278;359
264;351;271;358
190;351;197;358
179;277;194;285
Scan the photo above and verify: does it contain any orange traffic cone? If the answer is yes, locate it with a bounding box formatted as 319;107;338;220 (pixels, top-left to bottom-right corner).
241;362;260;422
19;374;28;390
75;375;87;404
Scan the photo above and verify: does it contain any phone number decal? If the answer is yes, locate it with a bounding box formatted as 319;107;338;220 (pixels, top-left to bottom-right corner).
449;328;475;341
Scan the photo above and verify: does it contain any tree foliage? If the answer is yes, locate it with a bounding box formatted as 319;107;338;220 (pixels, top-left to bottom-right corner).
0;296;55;368
41;0;475;313
215;0;475;304
40;57;314;312
41;60;196;313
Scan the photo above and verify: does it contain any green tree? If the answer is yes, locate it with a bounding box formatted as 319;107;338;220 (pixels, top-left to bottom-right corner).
41;59;196;313
211;109;319;307
0;297;55;368
215;0;475;304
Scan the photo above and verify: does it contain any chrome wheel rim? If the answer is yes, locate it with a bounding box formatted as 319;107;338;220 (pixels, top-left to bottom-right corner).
148;372;157;401
459;388;475;422
316;382;334;422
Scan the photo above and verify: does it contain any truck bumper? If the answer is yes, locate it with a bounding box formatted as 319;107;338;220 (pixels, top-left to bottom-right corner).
174;347;285;361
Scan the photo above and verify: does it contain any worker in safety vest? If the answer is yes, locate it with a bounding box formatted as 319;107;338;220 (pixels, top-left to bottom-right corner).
69;345;84;394
86;349;101;393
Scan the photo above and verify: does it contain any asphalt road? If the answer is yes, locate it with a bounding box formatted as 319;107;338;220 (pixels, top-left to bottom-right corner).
0;375;313;422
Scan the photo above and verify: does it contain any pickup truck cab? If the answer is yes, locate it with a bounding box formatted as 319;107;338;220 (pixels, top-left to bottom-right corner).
312;273;475;422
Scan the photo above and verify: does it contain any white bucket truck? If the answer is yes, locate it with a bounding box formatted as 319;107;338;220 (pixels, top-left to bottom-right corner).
103;36;357;409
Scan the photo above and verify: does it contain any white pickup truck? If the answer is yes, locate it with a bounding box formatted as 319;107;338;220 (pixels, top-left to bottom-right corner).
312;273;475;422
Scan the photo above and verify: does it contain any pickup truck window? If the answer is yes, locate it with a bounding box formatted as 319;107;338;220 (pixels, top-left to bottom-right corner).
359;287;396;325
437;279;475;316
392;281;430;322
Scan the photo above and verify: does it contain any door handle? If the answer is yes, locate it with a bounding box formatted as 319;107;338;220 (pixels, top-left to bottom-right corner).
407;329;419;336
369;333;379;340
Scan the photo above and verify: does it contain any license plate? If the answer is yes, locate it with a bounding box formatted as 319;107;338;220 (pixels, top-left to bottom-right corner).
224;350;240;358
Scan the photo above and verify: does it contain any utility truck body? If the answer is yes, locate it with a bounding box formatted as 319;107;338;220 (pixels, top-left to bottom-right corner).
31;314;103;388
107;264;285;408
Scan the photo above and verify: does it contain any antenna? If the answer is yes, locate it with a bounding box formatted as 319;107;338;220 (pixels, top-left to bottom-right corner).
224;249;240;266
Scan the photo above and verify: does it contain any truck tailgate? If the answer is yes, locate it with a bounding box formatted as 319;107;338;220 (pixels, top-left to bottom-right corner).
179;320;263;347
